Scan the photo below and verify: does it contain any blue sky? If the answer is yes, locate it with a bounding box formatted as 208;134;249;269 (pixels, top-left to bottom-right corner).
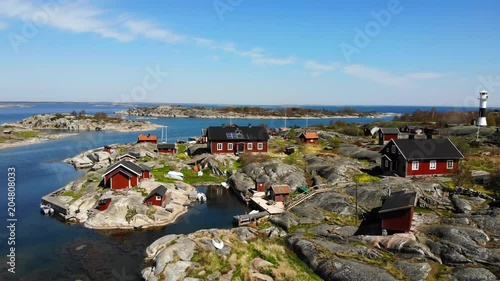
0;0;499;106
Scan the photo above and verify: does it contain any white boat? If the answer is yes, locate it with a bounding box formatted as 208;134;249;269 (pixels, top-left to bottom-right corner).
248;210;259;215
221;182;229;189
196;193;207;202
212;237;224;249
40;204;54;215
167;171;184;181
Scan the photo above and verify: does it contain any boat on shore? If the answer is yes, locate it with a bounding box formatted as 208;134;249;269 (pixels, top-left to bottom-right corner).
167;171;184;181
196;193;207;202
221;182;229;189
40;203;54;215
212;237;224;249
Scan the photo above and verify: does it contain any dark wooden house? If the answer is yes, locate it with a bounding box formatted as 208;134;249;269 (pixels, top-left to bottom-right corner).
298;132;319;144
270;185;291;202
205;125;270;154
102;160;147;189
144;185;169;207
157;143;177;154
138;134;158;144
379;191;418;233
378;128;400;145
96;198;112;211
255;178;266;192
379;138;464;177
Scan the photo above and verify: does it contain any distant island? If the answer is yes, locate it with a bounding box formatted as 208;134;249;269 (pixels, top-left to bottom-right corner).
0;111;161;150
116;105;398;119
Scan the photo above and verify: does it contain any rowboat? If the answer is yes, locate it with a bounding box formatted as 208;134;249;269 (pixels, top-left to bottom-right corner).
212;237;224;249
221;182;229;189
40;203;54;215
167;171;184;181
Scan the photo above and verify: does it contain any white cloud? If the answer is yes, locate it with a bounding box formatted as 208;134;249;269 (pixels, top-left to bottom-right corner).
0;21;7;30
343;64;447;87
124;20;185;43
304;60;338;75
252;56;297;66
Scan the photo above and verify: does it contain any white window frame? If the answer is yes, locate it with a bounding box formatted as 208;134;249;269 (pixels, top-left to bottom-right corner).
247;143;253;150
411;161;419;170
257;142;263;150
429;160;437;170
156;195;162;201
384;160;389;168
391;145;396;154
227;143;233;150
447;160;454;169
216;143;222;151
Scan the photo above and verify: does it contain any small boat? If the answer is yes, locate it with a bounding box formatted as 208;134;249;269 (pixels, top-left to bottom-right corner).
40;203;54;215
167;171;184;181
221;182;229;189
249;210;259;215
196;193;207;202
212;237;224;249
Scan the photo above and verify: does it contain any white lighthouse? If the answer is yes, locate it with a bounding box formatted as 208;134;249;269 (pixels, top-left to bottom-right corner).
477;90;488;126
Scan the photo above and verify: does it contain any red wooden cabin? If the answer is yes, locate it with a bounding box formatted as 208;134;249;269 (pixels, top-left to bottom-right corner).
255;178;266;192
143;185;169;207
378;128;400;145
270;185;291;202
138;134;158;144
205;125;270;154
379;191;418;233
102;160;147;189
298;132;319;144
96;198;112;211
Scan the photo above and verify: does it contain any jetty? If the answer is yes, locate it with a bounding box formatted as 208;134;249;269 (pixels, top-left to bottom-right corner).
233;211;270;226
41;189;69;217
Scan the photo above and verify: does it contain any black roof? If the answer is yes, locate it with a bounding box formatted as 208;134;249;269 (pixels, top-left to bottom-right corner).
146;185;167;198
104;160;142;176
379;192;418;213
206;125;269;141
139;164;151;171
379;128;400;134
382;138;464;160
157;143;176;149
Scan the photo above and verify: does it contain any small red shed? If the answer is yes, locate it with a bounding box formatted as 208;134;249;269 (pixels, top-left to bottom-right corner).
255;178;266;192
139;164;152;180
96;198;112;211
144;185;169;207
298;132;319;144
157;143;178;154
270;185;291;202
378;128;400;145
379;191;418;233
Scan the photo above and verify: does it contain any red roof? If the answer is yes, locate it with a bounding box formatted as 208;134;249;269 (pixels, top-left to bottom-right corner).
138;134;158;141
271;185;291;194
300;132;319;139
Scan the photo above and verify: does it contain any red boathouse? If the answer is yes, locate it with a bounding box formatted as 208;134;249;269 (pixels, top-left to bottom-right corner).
270;185;291;202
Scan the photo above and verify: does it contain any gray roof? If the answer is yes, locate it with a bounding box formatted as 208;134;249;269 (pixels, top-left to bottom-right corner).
206;125;269;141
139;164;151;171
157;143;176;149
379;192;418;213
146;185;167;198
379;128;400;134
382;138;464;160
103;160;142;176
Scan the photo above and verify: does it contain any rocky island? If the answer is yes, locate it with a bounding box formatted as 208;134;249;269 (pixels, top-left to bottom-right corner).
0;112;161;150
116;105;398;119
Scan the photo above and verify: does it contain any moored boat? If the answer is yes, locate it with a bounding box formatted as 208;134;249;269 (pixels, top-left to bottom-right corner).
221;182;229;189
40;203;54;215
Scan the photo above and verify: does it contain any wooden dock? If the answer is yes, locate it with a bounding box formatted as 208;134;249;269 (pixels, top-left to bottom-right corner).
233;211;270;226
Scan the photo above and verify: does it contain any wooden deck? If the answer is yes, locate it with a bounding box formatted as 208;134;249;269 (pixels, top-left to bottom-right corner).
250;197;285;214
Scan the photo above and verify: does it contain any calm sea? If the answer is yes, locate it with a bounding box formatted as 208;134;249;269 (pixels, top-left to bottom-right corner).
0;102;487;280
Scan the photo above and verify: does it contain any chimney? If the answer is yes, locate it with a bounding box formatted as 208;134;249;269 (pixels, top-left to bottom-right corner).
409;134;415;140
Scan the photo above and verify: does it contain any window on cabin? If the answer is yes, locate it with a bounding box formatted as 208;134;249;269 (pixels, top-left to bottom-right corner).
257;143;263;150
228;143;233;150
429;160;437;170
391;145;396;154
447;160;454;169
384;160;389;168
156;195;162;201
412;161;419;170
217;143;222;150
247;143;253;150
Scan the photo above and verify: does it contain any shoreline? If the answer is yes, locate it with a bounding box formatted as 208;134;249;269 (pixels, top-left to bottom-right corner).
124;113;400;120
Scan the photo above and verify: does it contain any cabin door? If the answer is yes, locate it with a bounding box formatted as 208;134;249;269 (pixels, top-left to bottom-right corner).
237;142;245;153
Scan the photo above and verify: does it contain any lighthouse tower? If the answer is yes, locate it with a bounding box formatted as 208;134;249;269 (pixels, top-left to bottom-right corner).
477;90;488;126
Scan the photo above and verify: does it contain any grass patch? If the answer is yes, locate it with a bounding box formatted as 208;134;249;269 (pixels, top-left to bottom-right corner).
125;208;137;222
323;210;359;227
427;262;453;281
13;131;38;139
146;206;157;220
180;168;224;184
151;165;175;184
283;152;305;169
353;173;380;183
61;189;85;204
335;251;408;281
414;206;433;213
